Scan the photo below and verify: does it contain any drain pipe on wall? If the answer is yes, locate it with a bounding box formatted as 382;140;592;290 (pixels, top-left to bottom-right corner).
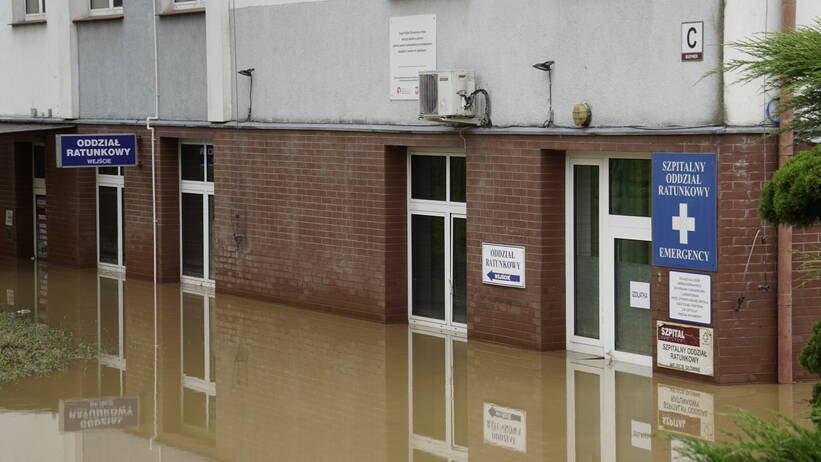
777;0;796;385
148;0;161;454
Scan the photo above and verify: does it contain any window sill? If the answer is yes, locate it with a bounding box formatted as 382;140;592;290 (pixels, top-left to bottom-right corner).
9;19;47;26
73;14;124;23
157;7;205;16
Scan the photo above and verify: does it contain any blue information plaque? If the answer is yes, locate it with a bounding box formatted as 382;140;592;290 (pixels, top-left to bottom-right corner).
652;153;717;272
57;134;138;168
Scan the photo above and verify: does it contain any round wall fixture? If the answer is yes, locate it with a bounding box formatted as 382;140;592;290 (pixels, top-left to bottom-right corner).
572;103;592;127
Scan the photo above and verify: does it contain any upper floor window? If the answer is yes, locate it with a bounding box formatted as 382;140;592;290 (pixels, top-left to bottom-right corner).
90;0;123;15
25;0;46;17
173;0;205;9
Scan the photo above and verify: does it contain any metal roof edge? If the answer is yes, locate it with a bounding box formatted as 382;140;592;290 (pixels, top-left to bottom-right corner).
0;118;775;136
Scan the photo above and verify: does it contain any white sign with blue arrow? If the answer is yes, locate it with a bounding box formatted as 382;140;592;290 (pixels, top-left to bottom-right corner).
482;243;525;288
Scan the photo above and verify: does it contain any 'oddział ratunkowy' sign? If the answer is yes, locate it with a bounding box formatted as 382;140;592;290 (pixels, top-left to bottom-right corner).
59;397;139;432
482;243;525;288
657;321;714;376
483;402;526;453
57;134;138;168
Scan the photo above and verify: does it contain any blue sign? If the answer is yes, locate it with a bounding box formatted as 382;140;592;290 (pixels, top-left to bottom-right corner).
57;134;138;168
652;153;717;272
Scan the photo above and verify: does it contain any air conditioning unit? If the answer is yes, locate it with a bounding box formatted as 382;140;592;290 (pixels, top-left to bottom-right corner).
419;70;477;122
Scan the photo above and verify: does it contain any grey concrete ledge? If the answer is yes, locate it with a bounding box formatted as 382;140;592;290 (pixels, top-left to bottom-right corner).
0;117;775;136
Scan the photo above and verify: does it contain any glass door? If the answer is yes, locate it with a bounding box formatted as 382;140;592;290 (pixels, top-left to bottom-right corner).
97;166;125;270
180;142;215;286
566;154;652;365
408;152;467;333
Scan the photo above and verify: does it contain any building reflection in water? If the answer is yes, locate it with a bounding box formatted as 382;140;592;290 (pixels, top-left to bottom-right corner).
180;286;217;437
98;272;126;397
409;330;468;462
0;258;816;462
567;358;659;461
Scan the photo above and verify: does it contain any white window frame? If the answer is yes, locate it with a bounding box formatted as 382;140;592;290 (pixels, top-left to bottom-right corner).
172;0;205;10
565;151;653;367
179;140;215;288
24;0;46;20
97;168;126;272
407;148;467;336
408;328;469;462
180;286;216;435
89;0;123;16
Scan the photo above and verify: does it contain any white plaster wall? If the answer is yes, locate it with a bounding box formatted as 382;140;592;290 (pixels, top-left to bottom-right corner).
230;0;724;128
0;412;79;462
723;0;782;127
797;0;821;26
0;2;77;118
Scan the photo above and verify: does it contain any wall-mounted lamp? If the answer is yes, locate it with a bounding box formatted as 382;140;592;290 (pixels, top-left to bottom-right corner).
532;60;554;72
237;68;255;121
572;103;592;127
532;60;555;127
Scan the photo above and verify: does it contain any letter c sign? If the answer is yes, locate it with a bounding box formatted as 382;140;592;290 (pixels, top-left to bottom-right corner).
681;21;704;61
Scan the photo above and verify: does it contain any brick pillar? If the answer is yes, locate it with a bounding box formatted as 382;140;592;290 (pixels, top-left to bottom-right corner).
46;133;97;267
384;146;407;323
467;137;565;350
125;136;180;282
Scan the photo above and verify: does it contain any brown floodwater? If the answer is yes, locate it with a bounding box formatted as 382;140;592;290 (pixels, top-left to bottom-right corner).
0;257;816;462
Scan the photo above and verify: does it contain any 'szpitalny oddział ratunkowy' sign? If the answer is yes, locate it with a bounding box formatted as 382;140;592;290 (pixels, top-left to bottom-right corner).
60;397;139;432
482;243;525;288
57;134;138;168
652;153;717;272
657;321;714;376
657;384;715;441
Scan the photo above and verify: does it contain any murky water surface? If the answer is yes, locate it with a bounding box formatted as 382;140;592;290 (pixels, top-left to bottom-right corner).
0;258;815;461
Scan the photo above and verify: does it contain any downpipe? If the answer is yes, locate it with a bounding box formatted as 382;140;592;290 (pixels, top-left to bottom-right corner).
777;0;795;385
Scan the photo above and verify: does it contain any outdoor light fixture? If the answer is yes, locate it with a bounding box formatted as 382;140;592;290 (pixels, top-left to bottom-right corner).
532;60;554;72
532;60;555;127
238;68;255;121
572;103;592;127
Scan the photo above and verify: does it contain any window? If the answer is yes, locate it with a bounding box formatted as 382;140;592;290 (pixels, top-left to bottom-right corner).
173;0;204;9
90;0;123;15
97;167;125;269
25;0;46;16
408;151;467;332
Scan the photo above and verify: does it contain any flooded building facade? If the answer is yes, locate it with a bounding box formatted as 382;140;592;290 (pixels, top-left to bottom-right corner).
1;0;820;387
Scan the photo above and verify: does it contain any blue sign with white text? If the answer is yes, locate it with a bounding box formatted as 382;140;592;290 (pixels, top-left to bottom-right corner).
57;134;138;168
652;153;717;272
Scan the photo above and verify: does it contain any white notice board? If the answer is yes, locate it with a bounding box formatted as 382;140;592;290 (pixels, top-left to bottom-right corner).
669;271;711;325
389;14;436;100
482;243;526;288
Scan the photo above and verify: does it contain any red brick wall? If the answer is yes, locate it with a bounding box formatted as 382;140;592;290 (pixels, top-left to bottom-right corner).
466;137;565;350
712;136;780;384
4;124;817;384
212;130;456;322
0;136;17;257
792;226;821;381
